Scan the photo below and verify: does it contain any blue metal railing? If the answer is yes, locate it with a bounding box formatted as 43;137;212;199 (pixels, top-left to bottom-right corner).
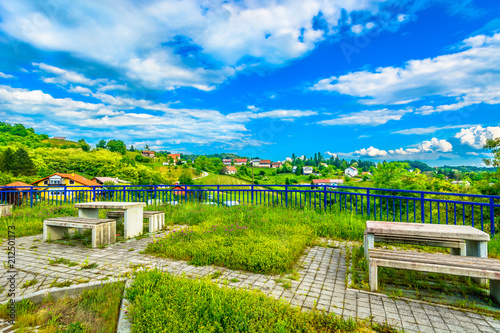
1;184;499;235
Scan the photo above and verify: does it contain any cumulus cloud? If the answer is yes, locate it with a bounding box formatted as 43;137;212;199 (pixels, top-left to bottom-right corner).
227;109;317;122
454;125;500;149
0;0;439;90
354;138;453;158
311;33;500;113
324;151;337;158
316;108;411;126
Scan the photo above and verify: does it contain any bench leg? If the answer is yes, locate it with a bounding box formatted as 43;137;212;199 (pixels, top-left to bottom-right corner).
364;233;374;260
43;225;67;241
451;242;466;256
369;260;378;292
490;280;500;304
148;216;155;233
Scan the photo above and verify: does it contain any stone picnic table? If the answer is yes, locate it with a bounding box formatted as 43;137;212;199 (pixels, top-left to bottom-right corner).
74;202;146;239
364;221;490;259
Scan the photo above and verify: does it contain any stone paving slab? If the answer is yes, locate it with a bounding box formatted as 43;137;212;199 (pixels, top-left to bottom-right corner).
1;232;499;332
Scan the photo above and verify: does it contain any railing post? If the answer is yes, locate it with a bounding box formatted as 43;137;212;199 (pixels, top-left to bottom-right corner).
323;186;327;211
123;186;126;201
490;197;495;236
93;186;96;202
285;185;288;208
30;187;34;208
154;185;158;202
420;192;425;223
184;185;188;203
217;185;220;205
64;186;67;203
367;189;370;219
251;185;254;203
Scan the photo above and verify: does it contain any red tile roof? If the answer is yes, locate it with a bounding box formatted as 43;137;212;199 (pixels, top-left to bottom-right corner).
234;159;247;163
260;159;271;164
32;173;101;187
226;166;237;172
5;181;32;189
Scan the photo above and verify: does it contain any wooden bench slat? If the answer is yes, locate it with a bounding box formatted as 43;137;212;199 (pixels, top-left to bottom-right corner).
373;234;464;243
370;249;500;271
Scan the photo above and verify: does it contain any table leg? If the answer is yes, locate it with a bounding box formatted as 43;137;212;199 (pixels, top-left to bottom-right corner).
123;207;143;239
78;208;99;219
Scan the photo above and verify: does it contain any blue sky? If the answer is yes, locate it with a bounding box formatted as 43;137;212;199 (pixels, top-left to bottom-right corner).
0;0;499;166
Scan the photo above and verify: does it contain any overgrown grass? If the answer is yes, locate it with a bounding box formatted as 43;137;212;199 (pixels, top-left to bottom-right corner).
145;204;366;274
126;270;398;333
0;203;77;238
349;246;500;316
0;281;124;332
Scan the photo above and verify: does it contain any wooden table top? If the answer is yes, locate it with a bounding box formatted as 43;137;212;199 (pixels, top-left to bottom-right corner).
365;220;490;242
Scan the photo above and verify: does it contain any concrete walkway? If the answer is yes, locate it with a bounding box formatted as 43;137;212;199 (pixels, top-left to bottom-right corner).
2;229;500;333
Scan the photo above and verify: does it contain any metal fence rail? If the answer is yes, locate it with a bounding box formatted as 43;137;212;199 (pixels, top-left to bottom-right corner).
1;184;499;235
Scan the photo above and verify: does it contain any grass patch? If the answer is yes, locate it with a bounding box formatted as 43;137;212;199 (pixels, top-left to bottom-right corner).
48;257;79;267
349;246;500;316
21;279;38;289
126;270;397;332
0;281;124;332
145;204;366;274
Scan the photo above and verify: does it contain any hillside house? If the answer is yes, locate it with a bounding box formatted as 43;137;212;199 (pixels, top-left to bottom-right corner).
223;166;237;174
222;159;232;165
172;184;190;196
51;136;66;140
260;159;271;168
292;166;297;173
272;162;282;168
92;177;130;185
302;167;313;175
234;158;247;165
312;179;344;186
345;166;358;177
451;180;471;187
142;151;155;158
32;173;100;199
251;159;261;167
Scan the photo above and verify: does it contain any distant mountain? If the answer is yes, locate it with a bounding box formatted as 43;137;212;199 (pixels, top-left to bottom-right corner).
439;165;496;172
399;160;434;172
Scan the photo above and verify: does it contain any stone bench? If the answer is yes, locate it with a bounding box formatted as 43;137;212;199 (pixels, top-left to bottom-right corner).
369;233;466;256
106;210;165;233
43;217;116;248
368;249;500;303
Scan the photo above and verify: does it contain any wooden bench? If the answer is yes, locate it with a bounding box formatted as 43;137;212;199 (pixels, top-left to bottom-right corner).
43;217;116;248
368;249;500;303
369;232;466;256
106;210;165;233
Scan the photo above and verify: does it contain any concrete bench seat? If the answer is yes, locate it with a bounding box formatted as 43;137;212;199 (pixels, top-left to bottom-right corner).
371;233;466;256
368;249;500;303
43;217;116;248
106;210;165;233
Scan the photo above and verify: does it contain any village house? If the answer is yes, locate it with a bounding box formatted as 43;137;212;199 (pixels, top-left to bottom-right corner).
222;159;232;165
234;158;247;165
251;159;261;167
259;159;271;168
142;151;155;158
344;166;358;177
451;180;471;187
271;162;282;168
302;166;313;175
163;153;181;165
292;166;297;173
223;166;237;175
312;179;344;186
32;173;100;199
92;177;130;185
51;136;66;140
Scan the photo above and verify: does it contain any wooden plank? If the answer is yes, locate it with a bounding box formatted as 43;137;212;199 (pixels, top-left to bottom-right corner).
374;236;464;248
374;234;464;243
366;221;490;241
371;258;500;280
369;250;500;271
75;202;146;209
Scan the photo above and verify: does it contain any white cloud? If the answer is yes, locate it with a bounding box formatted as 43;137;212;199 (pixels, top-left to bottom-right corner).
393;124;479;135
0;0;435;90
354;138;453;158
34;63;100;86
454;125;500;149
316;108;411;126
311;33;500;113
351;24;363;34
354;146;388;157
324;151;337;158
0;72;14;79
68;86;92;96
227;109;317;122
